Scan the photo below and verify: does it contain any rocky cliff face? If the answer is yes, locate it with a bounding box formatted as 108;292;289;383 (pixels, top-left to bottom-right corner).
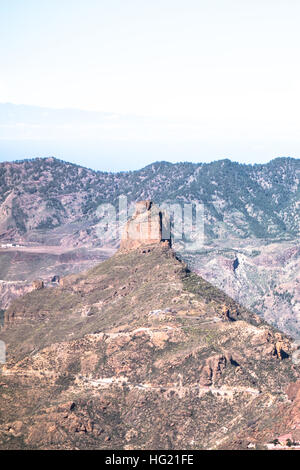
0;281;33;311
0;207;299;449
184;239;300;338
120;200;170;252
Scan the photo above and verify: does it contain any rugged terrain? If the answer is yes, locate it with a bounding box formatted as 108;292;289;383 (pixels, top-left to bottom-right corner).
184;239;300;338
0;202;299;450
1;157;299;241
0;156;299;335
0;245;114;311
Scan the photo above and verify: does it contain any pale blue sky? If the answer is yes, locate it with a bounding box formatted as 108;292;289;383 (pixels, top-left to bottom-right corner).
0;1;300;170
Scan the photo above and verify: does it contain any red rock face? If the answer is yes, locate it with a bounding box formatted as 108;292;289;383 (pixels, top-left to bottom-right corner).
32;280;44;290
120;201;171;252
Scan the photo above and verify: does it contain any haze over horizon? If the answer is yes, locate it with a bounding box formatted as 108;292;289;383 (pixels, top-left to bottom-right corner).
0;102;299;172
1;1;300;170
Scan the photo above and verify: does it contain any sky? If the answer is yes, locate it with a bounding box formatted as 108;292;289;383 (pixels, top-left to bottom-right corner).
0;0;300;171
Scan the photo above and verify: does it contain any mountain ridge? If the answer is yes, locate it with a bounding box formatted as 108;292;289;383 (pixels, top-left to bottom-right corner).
1;222;299;449
0;156;299;336
1;153;299;171
0;155;299;240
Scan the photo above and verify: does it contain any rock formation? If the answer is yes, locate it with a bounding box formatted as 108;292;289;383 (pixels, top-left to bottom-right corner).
120;200;171;251
32;280;44;290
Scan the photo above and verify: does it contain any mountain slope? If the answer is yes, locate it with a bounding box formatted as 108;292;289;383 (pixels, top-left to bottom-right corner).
0;217;299;449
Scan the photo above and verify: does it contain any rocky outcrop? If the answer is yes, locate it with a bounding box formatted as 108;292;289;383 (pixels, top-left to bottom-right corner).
120;201;171;252
275;340;288;360
199;355;228;386
221;304;236;322
249;329;291;360
32;280;44;290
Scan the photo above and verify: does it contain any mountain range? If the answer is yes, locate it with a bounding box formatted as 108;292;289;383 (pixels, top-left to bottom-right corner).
0;156;299;336
1;202;299;450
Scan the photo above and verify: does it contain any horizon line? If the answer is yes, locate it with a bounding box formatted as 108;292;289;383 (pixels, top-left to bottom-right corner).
0;155;298;175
